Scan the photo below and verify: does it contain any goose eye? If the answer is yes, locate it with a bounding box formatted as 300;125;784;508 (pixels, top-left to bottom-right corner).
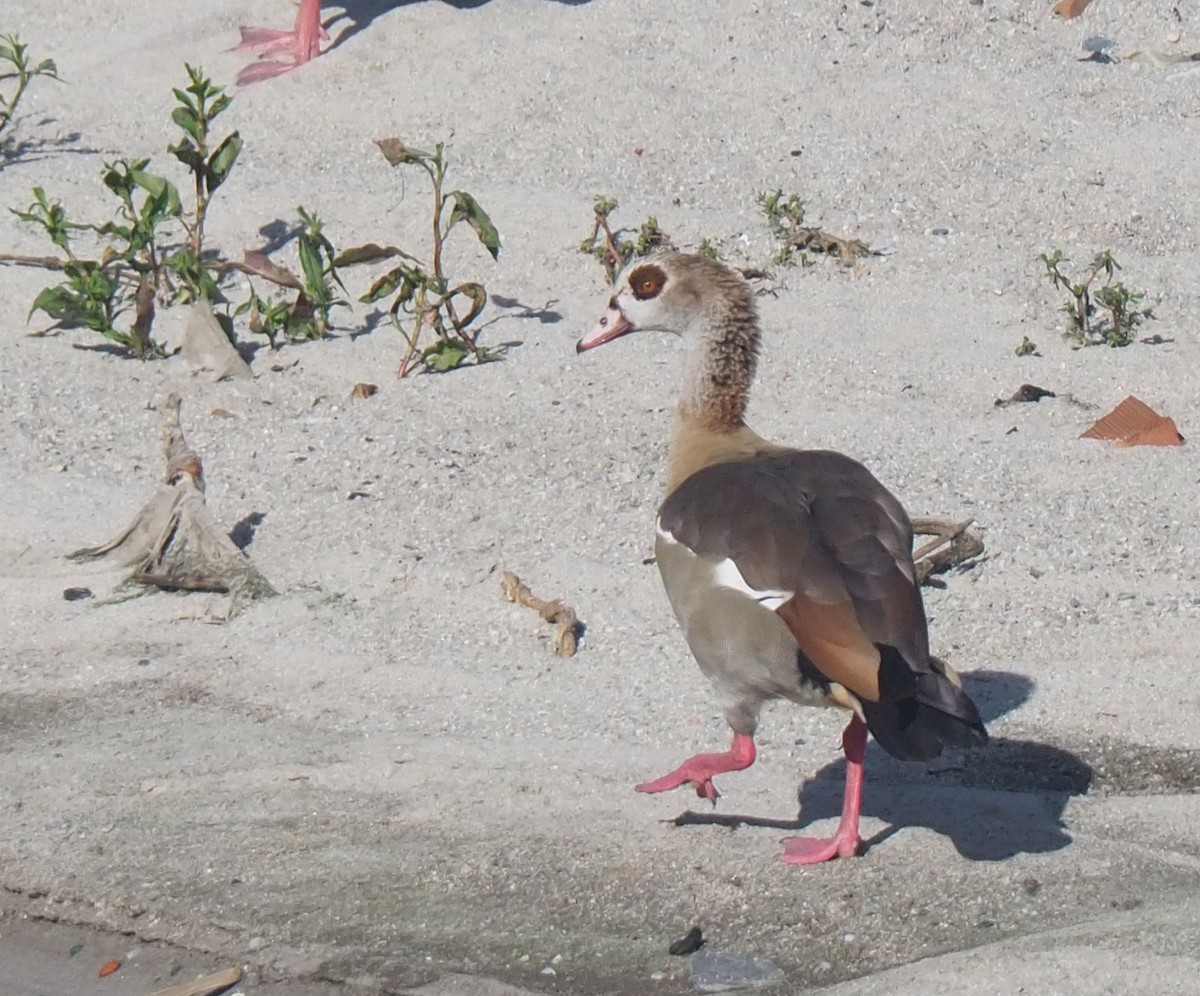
629;264;666;301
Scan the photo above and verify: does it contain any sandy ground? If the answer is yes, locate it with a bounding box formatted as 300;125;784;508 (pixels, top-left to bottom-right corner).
3;0;1200;993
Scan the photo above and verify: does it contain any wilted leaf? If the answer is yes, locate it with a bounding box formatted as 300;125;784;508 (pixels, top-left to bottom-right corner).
447;281;487;328
447;191;501;260
374;137;432;167
240;250;304;290
332;243;420;268
131;273;156;356
168;139;205;176
361;265;418;304
1051;0;1094;19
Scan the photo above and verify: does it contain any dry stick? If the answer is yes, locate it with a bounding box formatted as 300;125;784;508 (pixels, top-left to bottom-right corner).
0;251;68;269
500;571;581;658
910;516;984;584
149;966;243;996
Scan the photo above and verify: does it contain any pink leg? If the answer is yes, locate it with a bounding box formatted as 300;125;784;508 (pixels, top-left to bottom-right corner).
237;0;328;85
781;716;867;864
635;733;757;804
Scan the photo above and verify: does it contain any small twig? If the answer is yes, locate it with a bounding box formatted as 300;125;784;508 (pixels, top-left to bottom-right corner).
500;570;581;657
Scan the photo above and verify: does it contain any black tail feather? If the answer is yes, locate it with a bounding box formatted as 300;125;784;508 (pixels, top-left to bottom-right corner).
863;646;989;762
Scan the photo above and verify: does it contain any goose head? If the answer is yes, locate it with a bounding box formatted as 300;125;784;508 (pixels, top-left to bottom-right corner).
576;253;743;352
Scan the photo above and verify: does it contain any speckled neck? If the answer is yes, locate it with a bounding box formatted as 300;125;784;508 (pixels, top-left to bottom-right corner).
676;281;760;432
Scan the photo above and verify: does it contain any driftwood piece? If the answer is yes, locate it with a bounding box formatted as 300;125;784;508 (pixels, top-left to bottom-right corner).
500;571;582;657
68;394;276;613
910;516;985;584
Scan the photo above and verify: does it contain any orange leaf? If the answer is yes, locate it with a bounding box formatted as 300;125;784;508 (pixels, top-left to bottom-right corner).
1116;416;1184;448
99;958;121;978
1081;396;1185;447
1052;0;1094;20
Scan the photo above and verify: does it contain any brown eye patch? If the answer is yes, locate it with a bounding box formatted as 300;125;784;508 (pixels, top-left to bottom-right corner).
628;263;666;301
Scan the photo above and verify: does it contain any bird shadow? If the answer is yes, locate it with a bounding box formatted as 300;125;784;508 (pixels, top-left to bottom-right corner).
320;0;594;58
672;669;1095;862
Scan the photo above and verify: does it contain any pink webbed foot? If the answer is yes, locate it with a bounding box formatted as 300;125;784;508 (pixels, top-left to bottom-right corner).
781;715;868;865
635;733;756;804
236;0;327;84
780;825;863;864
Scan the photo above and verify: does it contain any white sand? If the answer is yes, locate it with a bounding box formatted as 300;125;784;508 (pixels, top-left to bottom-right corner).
3;1;1200;992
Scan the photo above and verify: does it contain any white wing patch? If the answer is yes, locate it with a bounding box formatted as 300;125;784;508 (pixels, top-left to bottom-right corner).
712;558;793;610
656;518;793;611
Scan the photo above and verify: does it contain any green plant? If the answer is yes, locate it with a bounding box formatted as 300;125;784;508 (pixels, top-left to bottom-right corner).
236;206;349;347
335;138;501;376
0;34;58;142
164;64;242;301
696;236;724;261
13;178;171;357
1039;249;1146;347
579;196;674;283
7;65;240;357
758;189;873;266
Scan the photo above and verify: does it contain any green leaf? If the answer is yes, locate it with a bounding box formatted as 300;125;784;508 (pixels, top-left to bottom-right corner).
422;339;469;372
29;285;83;323
447;191;501;260
130;169;182;217
298;236;326;294
209;93;232;120
171;105;202;143
206;132;242;192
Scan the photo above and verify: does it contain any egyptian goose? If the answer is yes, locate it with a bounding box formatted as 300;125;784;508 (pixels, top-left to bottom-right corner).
237;0;327;84
576;253;988;864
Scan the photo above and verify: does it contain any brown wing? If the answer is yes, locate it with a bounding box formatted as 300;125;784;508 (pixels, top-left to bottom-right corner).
657;449;926;705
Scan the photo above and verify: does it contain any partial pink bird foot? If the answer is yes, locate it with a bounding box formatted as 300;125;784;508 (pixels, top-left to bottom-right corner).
780;715;869;864
780;827;863;865
635;733;757;804
236;0;327;84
